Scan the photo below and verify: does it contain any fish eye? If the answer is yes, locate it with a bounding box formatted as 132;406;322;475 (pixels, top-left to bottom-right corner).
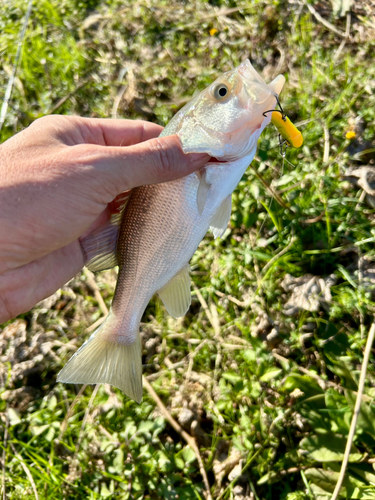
213;83;229;100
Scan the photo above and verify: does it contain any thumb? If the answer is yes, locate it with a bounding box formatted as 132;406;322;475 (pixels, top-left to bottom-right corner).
93;134;210;191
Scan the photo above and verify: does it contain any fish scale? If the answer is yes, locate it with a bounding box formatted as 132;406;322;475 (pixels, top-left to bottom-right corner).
57;60;286;403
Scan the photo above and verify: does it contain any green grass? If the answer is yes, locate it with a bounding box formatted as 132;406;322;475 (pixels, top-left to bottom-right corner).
1;0;375;498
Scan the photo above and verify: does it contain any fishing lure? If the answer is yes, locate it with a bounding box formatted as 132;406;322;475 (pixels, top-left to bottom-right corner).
271;111;303;149
263;97;303;149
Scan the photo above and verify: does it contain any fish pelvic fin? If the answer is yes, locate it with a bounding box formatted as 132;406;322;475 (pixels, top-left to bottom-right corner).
81;191;131;272
196;168;211;215
210;194;232;239
57;311;143;403
81;213;120;272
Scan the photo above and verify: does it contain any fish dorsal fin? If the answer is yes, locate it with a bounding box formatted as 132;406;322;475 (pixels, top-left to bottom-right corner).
158;264;191;318
210;195;232;239
81;192;130;272
197;169;211;215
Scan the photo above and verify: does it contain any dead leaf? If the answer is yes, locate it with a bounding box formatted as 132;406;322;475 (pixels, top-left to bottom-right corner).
281;274;335;316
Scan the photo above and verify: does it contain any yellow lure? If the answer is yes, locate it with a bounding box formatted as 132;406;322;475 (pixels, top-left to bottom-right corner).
271;111;303;148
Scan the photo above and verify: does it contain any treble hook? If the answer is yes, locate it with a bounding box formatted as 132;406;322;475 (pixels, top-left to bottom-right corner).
262;94;286;120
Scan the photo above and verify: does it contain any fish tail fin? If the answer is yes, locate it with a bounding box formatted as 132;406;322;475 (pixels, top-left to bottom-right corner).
57;311;143;403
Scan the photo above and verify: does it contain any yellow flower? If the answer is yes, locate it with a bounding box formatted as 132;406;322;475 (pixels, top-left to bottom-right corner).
345;131;356;140
209;28;218;36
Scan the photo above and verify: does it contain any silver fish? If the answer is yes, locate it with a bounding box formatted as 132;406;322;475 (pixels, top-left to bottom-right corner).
57;60;285;402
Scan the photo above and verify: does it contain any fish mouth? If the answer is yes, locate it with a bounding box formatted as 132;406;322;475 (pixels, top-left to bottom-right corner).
207;157;229;163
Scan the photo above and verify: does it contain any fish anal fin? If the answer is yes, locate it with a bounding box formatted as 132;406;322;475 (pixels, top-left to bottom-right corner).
210;195;232;239
158;264;191;318
197;169;211;215
57;311;143;403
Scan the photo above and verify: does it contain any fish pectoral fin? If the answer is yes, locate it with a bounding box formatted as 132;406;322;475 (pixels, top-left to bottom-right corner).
197;169;211;215
210;195;232;239
57;311;143;403
81;211;124;272
158;264;191;318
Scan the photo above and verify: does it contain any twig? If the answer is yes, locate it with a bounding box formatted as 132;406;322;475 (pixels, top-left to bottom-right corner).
193;283;214;326
193;284;225;344
10;443;39;500
302;0;346;37
215;290;249;308
50;78;91;113
0;0;33;135
85;315;106;333
330;321;375;500
146;359;187;381
143;377;213;500
74;384;99;457
186;339;210;378
210;301;221;337
262;237;297;274
214;344;222;382
57;385;87;441
83;268;109;317
355;190;366;212
303;211;325;224
334;11;351;62
111;67;136;119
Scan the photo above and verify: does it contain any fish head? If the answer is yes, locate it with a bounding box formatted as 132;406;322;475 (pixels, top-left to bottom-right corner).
175;60;285;160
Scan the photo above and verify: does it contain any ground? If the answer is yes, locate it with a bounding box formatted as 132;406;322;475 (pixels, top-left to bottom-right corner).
1;0;375;499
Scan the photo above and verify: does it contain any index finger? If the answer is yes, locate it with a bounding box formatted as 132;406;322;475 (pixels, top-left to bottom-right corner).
80;117;164;147
26;115;164;148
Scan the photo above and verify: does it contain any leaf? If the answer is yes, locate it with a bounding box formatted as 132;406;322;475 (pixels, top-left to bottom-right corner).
222;370;242;384
138;420;155;434
309;483;332;500
345;390;375;440
325;388;351;433
100;482;113;497
283;373;323;398
260;367;282;382
112;449;124;474
257;470;279;485
31;424;49;436
260;200;282;233
45;427;56;442
300;433;363;462
331;0;354;18
243;349;257;363
325;355;358;391
181;446;196;465
47;395;57;411
304;467;366;496
349;464;375;485
156;450;172;471
7;408;21;426
175;457;185;470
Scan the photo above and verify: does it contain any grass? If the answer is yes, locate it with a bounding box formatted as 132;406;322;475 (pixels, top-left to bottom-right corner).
1;0;375;498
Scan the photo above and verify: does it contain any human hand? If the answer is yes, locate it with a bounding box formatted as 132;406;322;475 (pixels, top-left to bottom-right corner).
0;115;209;322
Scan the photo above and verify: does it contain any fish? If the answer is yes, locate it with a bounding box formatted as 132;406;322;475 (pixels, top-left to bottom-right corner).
57;59;285;403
